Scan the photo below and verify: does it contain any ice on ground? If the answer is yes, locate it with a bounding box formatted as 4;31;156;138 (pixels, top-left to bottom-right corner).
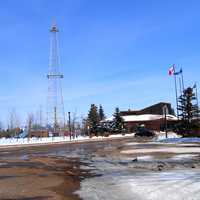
76;170;200;200
125;142;145;146
137;155;154;161
171;154;198;161
121;147;200;154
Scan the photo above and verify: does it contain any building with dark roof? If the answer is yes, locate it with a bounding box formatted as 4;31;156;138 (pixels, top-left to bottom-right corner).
120;102;175;116
104;102;177;132
120;102;176;132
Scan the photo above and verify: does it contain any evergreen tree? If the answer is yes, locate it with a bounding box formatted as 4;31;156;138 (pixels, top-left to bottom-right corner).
113;107;124;133
87;104;100;134
178;87;200;123
177;86;200;136
99;104;106;121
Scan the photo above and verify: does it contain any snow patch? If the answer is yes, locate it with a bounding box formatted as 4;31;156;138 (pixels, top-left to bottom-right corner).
0;134;135;147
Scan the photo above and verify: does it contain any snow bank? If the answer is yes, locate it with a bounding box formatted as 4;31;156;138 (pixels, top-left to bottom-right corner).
156;132;180;140
0;133;135;147
159;137;200;143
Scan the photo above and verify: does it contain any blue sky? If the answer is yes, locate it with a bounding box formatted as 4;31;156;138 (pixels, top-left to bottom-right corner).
0;0;200;125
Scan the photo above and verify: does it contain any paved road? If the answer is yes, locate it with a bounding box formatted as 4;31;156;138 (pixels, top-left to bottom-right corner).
0;137;200;200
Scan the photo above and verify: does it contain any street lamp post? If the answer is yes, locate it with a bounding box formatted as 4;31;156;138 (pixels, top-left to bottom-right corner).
68;112;71;140
163;105;168;139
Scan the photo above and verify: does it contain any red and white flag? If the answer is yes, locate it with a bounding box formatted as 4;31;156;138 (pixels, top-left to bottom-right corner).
168;64;175;76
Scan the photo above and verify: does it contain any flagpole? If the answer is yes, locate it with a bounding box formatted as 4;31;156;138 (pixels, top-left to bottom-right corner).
181;68;185;92
169;64;179;119
179;77;182;95
174;73;179;120
195;83;199;120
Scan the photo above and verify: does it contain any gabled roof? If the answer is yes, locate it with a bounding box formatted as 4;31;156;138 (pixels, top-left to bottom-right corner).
120;102;175;116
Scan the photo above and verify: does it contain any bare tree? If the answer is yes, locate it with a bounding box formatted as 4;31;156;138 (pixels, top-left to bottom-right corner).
26;113;34;138
7;109;20;130
66;111;82;138
71;111;77;133
80;115;88;136
33;105;44;130
7;109;21;137
0;120;3;131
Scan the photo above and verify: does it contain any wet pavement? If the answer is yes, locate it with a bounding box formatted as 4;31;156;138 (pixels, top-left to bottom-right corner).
0;138;133;200
0;137;200;199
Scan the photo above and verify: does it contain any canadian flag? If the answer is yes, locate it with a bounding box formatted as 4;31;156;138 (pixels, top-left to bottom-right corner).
168;64;175;76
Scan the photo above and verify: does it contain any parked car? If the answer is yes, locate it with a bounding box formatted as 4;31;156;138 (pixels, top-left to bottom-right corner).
135;126;155;137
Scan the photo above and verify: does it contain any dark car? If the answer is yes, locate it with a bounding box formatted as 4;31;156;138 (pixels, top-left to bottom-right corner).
135;126;155;137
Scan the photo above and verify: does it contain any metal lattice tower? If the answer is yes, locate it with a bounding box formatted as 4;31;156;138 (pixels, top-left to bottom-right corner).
47;23;65;132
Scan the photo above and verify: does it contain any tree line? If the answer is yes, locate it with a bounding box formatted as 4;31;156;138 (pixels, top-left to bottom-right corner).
84;104;125;136
0;104;125;138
